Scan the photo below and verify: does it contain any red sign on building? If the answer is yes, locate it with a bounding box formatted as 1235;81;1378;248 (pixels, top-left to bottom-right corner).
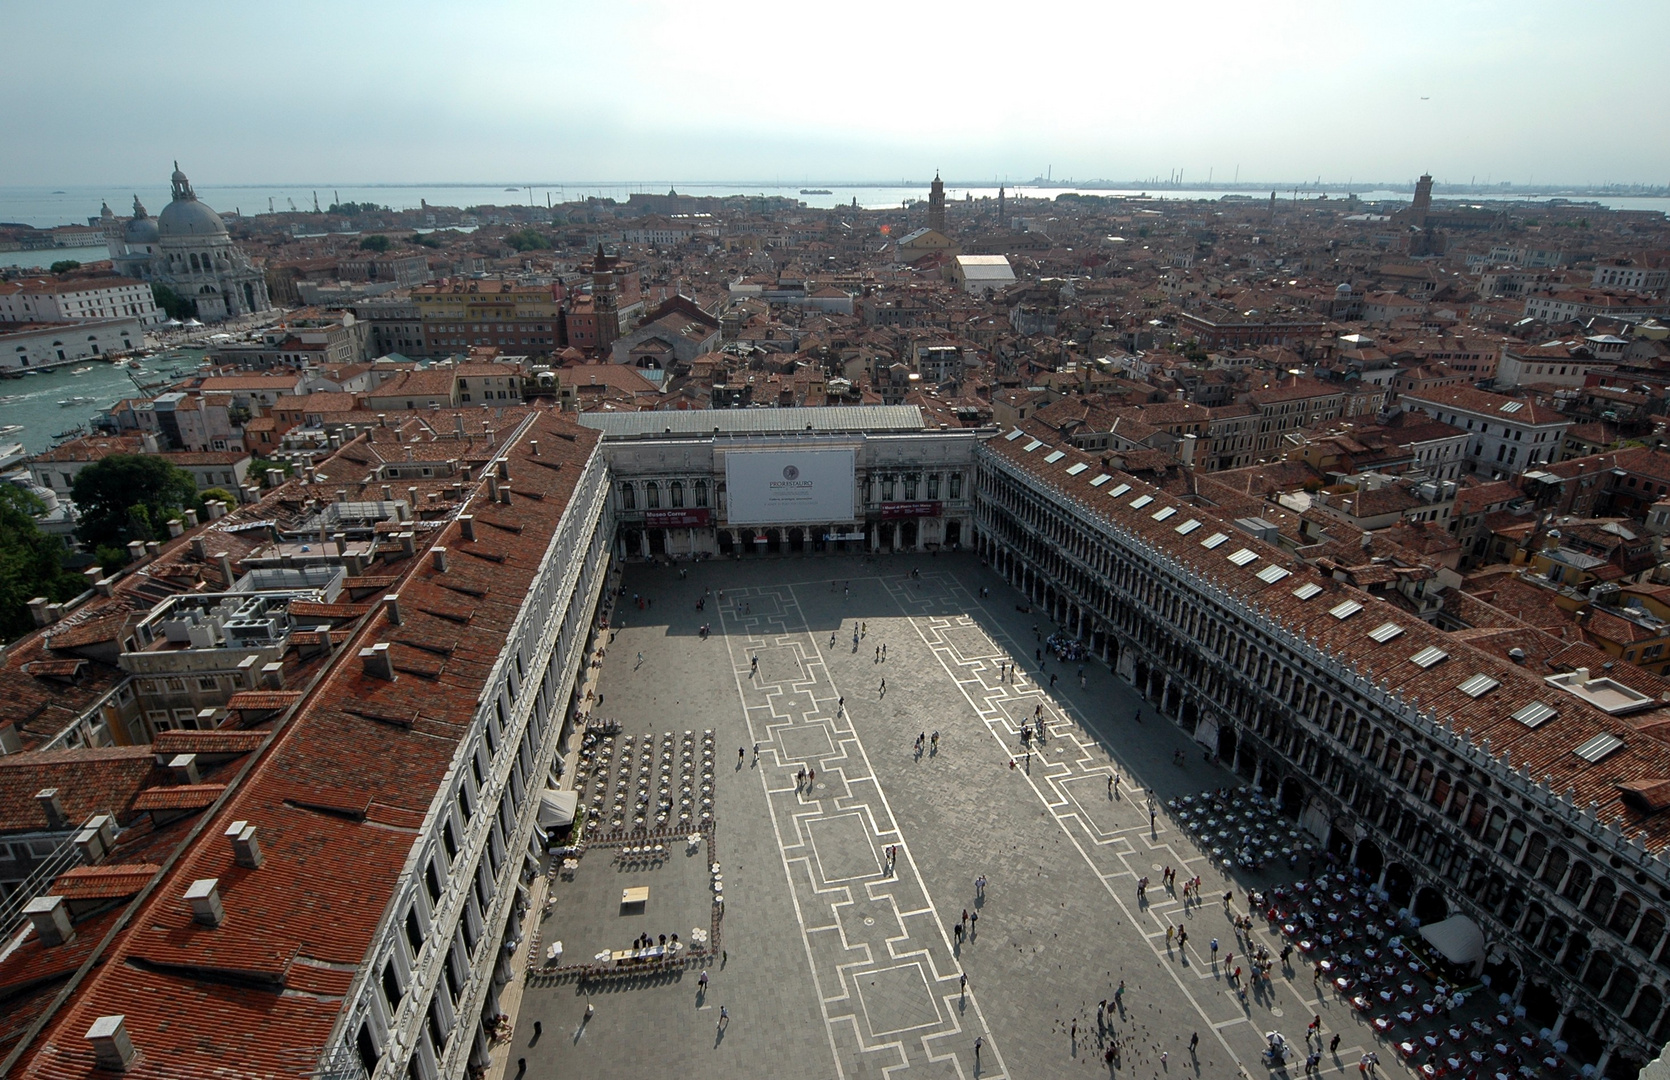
644;508;711;527
879;501;942;519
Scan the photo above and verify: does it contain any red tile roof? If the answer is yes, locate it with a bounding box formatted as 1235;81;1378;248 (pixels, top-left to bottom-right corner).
131;784;226;812
50;863;161;901
988;419;1670;851
7;411;603;1078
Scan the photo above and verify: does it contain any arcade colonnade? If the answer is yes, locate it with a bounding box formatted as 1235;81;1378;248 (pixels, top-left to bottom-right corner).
974;450;1670;1080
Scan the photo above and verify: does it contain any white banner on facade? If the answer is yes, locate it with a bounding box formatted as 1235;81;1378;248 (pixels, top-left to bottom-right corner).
725;449;855;525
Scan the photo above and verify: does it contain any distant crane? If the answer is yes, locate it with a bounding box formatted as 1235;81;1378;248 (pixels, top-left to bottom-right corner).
287;198;297;213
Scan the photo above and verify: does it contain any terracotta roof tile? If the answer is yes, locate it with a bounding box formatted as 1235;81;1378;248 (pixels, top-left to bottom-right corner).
131;784;226;812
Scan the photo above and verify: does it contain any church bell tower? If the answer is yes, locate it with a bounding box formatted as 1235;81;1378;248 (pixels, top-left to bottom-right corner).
928;172;946;234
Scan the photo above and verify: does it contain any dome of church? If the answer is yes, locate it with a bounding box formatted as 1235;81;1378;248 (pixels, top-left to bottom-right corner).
125;215;160;244
158;197;228;238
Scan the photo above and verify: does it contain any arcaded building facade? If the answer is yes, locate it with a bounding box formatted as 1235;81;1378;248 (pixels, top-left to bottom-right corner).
976;421;1670;1079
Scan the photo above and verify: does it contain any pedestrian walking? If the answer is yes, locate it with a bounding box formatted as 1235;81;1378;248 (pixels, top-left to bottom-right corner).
1049;673;1057;689
879;678;886;695
698;970;709;989
1190;1032;1199;1054
532;1020;542;1041
969;910;977;934
960;972;967;992
882;644;887;659
876;645;881;661
1210;938;1219;961
738;746;745;763
718;1005;729;1029
962;908;969;926
753;742;759;761
751;655;758;673
808;767;816;785
931;731;939;750
974;1036;984;1056
1330;1034;1341;1054
516;1058;526;1078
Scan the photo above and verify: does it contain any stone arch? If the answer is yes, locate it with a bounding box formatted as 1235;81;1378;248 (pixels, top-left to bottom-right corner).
1412;885;1448;926
1354;839;1384;879
1382;863;1415;908
1277;776;1305;817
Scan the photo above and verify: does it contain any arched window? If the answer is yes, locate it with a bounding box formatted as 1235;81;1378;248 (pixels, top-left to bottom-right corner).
645;482;660;509
694;480;708;507
619;481;635;510
670;481;684;508
190;253;200;271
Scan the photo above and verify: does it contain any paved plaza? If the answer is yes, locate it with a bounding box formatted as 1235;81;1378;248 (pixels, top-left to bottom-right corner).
514;553;1406;1080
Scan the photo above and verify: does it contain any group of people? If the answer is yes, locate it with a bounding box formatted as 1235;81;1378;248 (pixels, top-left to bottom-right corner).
1042;631;1088;662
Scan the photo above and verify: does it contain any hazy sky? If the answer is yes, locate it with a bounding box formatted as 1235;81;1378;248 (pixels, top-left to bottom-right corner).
4;0;1666;187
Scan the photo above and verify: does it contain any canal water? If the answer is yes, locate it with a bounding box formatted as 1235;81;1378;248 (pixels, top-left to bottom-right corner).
0;346;208;455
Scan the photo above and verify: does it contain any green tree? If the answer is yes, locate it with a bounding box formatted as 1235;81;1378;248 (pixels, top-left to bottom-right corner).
504;227;552;252
359;234;392;252
199;487;238;510
71;455;201;552
249;456;294;481
0;487;84;640
151;283;196;321
49;260;81;275
408;233;441;249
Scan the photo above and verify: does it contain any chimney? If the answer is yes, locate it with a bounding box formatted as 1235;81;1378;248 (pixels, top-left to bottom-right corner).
184;877;224;927
37;788;67;830
145;541;161;558
140;430;159;454
333;533;347;555
384;594;402;625
87;814;115;850
216;552;235;586
225;820;264;869
529;439;539;457
82;565;104;590
407;486;418;508
360;643;395;680
237;655;258;689
46;603;63;623
345;552;365;576
265;468;284;488
487;474;500;501
25;894;74;946
94;576;116;598
190;537;208;560
28;597;51;627
496;459;509;481
454;414;465;436
73;824;106;863
261;661;285;689
399;532;416;558
499;487;511;506
459;515;475;541
378;412;388;427
127;540;146;564
182;508;198;529
207;499;226;520
336;487;348;504
85;1015;136;1071
168;753;201;785
461;466;473;482
241;483;260;503
381;484;393;501
1574;666;1591;686
432;547;448;573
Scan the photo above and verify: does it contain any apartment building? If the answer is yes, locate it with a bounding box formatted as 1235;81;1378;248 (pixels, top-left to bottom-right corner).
1402;386;1570;480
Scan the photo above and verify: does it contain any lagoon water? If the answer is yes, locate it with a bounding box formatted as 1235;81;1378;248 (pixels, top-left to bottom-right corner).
4;180;1666;237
